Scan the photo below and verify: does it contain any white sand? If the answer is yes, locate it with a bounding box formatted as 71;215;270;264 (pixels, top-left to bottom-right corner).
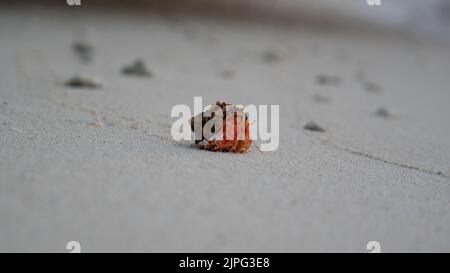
0;3;450;252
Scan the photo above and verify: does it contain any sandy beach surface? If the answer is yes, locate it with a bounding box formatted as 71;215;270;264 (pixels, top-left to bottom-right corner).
1;2;450;252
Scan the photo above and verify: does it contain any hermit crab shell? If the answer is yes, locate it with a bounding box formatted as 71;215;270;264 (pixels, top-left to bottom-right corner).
190;101;252;153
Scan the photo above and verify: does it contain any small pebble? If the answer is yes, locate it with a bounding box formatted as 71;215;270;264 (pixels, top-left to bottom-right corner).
261;51;281;64
375;107;393;119
316;75;341;86
122;59;152;77
304;122;325;132
72;41;94;63
363;81;381;93
65;76;102;89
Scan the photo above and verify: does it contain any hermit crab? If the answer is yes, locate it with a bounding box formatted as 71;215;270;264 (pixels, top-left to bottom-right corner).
190;101;252;153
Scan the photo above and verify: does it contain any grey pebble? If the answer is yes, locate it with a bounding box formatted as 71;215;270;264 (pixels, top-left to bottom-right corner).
72;41;94;64
261;51;282;64
363;81;381;93
122;59;152;77
65;76;102;89
316;75;341;86
375;107;393;118
304;122;325;132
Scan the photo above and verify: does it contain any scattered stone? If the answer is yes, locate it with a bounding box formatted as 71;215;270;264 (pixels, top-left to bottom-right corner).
72;41;94;64
122;59;152;77
261;51;282;64
65;75;102;89
304;122;325;132
316;75;341;86
375;107;393;119
363;81;381;93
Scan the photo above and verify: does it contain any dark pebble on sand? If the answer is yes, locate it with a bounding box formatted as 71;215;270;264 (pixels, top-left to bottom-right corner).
363;81;381;93
261;51;281;64
122;59;152;77
72;41;94;63
316;75;341;86
65;76;102;88
304;122;325;132
375;107;393;119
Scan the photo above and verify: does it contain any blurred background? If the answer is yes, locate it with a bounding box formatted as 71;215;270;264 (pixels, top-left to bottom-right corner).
3;0;450;38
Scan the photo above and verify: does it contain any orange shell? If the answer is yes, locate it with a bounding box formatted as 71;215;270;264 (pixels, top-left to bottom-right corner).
191;102;252;153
